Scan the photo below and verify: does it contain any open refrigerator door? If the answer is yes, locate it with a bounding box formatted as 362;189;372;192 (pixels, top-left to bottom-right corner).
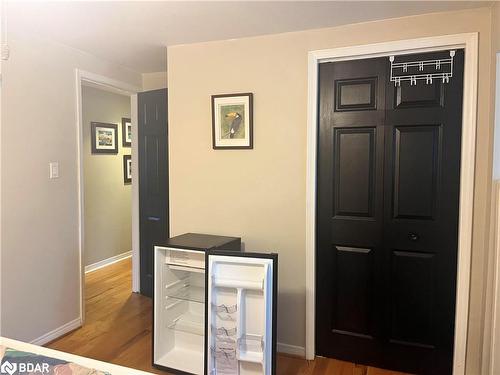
205;251;278;375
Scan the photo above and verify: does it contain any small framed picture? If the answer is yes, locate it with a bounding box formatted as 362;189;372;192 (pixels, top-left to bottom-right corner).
211;93;253;149
91;122;118;154
123;155;132;184
122;117;132;147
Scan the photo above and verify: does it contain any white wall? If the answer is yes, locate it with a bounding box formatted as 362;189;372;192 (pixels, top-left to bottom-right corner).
82;85;131;267
0;31;141;341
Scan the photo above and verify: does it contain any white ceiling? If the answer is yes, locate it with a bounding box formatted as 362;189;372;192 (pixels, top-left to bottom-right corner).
6;1;491;73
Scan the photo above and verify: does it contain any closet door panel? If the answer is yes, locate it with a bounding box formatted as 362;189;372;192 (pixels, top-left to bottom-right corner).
332;246;374;337
392;125;441;220
316;57;386;365
333;127;376;218
389;250;436;348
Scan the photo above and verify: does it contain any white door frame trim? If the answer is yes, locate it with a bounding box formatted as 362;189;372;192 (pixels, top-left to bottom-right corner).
75;69;141;324
486;53;500;375
305;32;478;375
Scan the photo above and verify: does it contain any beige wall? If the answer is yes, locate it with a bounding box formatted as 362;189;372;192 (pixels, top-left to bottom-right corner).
167;7;494;373
82;85;131;267
142;71;168;91
1;33;141;342
493;3;500;52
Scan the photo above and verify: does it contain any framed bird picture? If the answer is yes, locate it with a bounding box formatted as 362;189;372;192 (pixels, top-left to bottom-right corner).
211;93;253;149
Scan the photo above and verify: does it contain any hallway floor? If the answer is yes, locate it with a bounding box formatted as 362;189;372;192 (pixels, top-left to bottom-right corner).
47;258;408;375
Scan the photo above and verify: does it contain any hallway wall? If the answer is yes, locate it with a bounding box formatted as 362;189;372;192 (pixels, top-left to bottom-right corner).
82;85;132;267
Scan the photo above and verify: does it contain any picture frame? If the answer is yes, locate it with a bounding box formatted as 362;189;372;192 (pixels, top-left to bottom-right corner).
123;155;132;184
122;117;132;147
211;93;253;149
91;122;118;154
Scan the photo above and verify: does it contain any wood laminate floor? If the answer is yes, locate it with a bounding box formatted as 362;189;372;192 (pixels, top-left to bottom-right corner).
47;258;408;375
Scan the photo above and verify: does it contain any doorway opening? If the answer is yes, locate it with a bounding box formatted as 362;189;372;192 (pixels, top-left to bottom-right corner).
48;72;157;369
74;71;141;326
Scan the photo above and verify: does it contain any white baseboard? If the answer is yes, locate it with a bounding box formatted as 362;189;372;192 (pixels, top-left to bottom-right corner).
277;342;306;357
30;318;82;346
85;251;132;274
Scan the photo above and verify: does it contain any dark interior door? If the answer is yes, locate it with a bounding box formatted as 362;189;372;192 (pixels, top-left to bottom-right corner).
316;50;464;375
138;88;169;297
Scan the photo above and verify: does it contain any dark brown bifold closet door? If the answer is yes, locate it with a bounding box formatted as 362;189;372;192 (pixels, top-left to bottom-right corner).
138;88;169;297
316;50;464;375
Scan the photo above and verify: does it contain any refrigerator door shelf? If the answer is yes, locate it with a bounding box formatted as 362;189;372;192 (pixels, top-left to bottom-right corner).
238;334;264;351
212;325;238;337
213;303;238;314
213;277;263;291
237;334;265;364
237;351;263;364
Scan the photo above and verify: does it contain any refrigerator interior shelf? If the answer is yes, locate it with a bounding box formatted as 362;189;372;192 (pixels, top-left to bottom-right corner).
164;248;205;270
168;311;204;336
165;299;184;311
166;284;205;304
165;275;189;289
156;347;204;375
167;263;205;273
213;276;264;291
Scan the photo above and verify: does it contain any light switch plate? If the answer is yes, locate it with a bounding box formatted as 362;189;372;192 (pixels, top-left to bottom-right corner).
49;162;59;179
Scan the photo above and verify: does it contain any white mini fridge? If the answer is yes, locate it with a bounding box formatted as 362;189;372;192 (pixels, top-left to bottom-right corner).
153;233;278;375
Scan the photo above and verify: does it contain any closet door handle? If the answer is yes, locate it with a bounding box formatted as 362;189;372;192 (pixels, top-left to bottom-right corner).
408;232;419;242
147;216;161;222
